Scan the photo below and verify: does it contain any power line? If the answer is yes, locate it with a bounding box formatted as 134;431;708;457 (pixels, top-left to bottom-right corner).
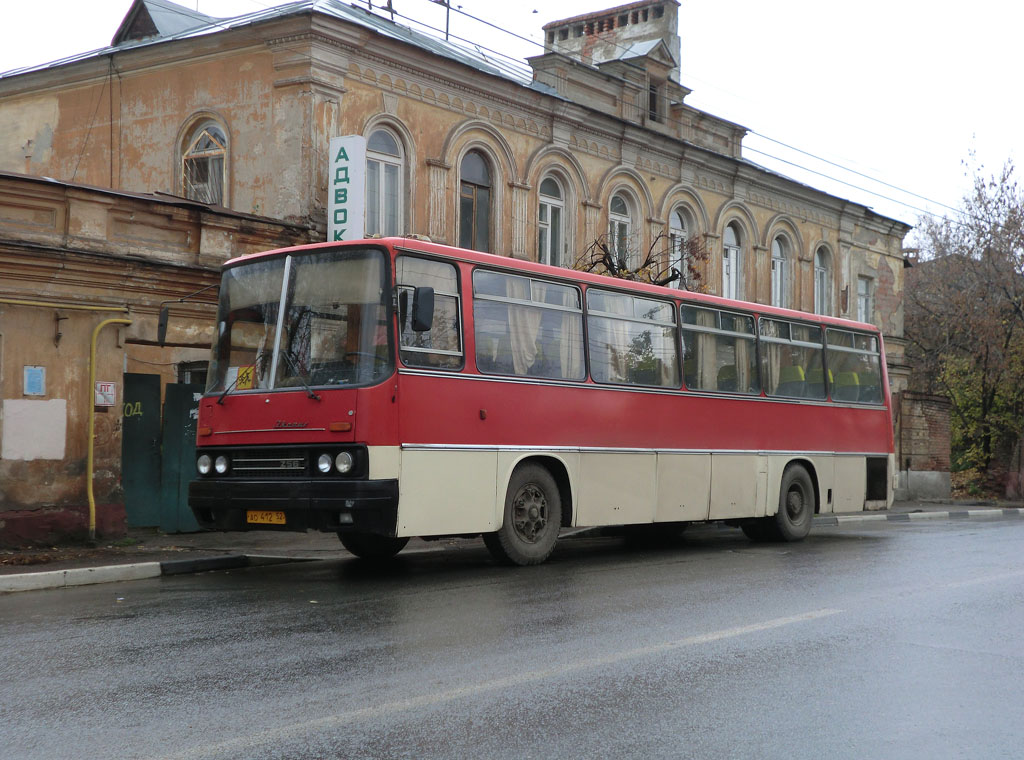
396;0;958;223
69;0;964;226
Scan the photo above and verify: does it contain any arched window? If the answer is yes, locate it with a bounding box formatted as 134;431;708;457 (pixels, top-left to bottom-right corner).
722;223;742;300
538;175;566;267
459;150;492;251
770;236;789;308
814;246;832;315
609;192;636;268
182;121;227;205
668;205;693;289
366;128;403;236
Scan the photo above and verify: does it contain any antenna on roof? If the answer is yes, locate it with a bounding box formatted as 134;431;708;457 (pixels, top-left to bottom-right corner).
432;0;451;40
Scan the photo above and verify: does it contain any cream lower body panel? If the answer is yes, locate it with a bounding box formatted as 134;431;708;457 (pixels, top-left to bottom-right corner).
390;446;890;536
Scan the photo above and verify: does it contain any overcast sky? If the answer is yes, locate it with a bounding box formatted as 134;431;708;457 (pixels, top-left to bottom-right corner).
1;0;1019;230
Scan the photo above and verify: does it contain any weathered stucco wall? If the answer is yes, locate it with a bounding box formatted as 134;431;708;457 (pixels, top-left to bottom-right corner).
0;175;311;544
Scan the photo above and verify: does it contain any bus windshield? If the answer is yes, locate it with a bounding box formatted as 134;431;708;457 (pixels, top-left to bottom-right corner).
206;247;392;394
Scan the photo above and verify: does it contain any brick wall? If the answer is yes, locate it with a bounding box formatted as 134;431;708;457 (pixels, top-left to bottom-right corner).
895;391;951;499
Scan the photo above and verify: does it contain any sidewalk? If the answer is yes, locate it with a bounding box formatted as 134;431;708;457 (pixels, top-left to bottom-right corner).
3;499;1022;593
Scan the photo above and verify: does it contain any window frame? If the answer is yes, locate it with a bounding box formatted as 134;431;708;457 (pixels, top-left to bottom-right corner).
181;120;227;205
459;150;493;252
722;223;742;300
538;175;567;268
609;192;637;269
814;246;832;316
586;288;681;389
472;269;585;381
679;304;760;395
668;205;693;290
395;254;465;370
366;128;404;237
770;236;789;309
758;317;826;400
857;275;874;324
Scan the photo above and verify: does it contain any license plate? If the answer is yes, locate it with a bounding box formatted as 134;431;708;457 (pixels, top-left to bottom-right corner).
246;510;286;525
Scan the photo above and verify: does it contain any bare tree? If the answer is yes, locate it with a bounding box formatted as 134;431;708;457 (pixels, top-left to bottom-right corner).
574;232;710;291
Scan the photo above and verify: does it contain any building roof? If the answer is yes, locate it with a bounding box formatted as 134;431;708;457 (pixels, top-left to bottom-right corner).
0;0;908;227
0;0;551;94
111;0;217;46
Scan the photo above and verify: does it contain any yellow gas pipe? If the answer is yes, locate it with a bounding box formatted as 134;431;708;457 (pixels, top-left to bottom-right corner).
88;318;132;542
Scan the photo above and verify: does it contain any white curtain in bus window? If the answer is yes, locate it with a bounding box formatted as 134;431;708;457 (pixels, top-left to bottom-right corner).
759;319;825;399
680;306;758;393
826;330;882;403
472;270;584;380
397;257;462;369
587;289;680;387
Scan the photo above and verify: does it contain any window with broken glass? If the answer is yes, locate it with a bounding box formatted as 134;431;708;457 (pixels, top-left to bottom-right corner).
182;123;227;205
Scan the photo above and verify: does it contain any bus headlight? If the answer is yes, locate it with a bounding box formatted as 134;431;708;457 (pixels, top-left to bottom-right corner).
317;453;333;474
214;455;230;474
335;451;354;474
197;454;212;475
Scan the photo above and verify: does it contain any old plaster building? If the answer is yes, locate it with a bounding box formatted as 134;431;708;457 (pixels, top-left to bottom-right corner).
0;0;913;543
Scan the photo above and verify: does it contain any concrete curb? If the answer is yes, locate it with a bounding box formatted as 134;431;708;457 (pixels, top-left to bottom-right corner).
3;508;1022;594
0;562;163;594
813;508;1024;527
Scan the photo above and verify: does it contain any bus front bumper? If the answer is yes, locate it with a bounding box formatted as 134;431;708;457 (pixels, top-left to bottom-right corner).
188;478;400;535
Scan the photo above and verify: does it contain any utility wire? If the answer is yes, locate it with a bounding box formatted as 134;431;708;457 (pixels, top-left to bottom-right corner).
63;0;964;227
401;0;959;222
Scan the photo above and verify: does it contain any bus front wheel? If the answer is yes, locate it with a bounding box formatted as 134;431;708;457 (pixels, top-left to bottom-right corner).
338;532;409;560
742;464;815;542
484;464;562;566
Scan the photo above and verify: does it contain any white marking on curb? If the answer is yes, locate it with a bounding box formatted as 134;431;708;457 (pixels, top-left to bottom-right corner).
0;562;162;594
907;511;947;520
836;513;887;523
965;509;1003;519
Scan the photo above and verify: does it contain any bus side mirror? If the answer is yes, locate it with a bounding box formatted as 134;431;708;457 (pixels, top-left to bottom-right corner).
411;287;434;332
157;306;169;346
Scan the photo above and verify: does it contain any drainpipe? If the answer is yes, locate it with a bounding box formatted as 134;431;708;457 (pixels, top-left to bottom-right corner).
88;318;132;542
0;297;128;313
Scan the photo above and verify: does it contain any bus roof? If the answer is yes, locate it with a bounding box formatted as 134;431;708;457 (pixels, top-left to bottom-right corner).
224;237;882;334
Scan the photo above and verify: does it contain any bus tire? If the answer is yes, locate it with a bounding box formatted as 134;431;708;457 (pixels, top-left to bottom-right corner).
337;532;409;560
741;464;815;542
774;464;815;541
484;464;562;566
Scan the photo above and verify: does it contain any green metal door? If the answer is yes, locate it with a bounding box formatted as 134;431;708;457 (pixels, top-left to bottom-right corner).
121;373;162;527
160;383;203;533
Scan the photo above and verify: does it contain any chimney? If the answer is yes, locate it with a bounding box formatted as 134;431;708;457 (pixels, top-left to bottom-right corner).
542;1;681;82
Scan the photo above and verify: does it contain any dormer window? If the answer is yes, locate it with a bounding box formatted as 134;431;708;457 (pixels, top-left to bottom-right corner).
648;83;660;123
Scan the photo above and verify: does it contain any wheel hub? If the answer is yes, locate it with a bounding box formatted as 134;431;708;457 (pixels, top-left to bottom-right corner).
512;484;547;543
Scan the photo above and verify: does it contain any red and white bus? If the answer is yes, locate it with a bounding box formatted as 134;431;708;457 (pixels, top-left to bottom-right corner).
189;237;894;565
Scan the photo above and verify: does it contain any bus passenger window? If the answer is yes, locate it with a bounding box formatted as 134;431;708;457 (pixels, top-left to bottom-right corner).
396;257;463;369
826;329;882;403
680;306;758;394
472;271;584;380
586;291;679;388
759;319;824;400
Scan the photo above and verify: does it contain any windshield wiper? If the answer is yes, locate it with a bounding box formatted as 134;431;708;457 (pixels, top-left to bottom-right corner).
217;349;269;405
216;371;242;405
279;350;322;401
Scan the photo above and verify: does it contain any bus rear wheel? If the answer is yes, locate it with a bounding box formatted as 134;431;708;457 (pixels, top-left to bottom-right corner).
337;532;409;560
742;464;815;542
484;464;562;566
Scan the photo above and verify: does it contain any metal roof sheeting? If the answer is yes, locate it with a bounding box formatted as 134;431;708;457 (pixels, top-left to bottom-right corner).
1;0;549;92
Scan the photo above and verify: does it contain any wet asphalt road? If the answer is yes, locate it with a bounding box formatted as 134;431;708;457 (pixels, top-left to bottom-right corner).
2;517;1023;760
